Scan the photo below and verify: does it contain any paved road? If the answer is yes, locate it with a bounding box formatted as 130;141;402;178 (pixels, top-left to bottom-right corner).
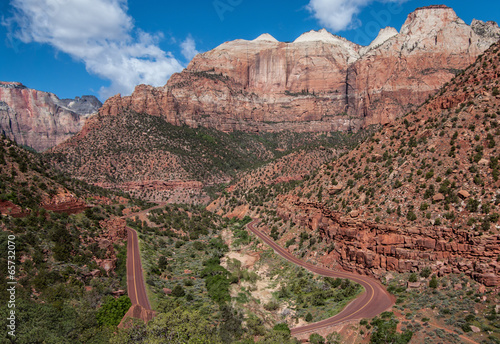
247;219;394;336
122;207;156;310
125;226;151;309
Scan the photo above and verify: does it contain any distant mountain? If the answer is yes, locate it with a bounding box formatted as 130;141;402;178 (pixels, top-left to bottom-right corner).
101;5;499;134
0;82;101;152
216;39;500;287
58;95;102;117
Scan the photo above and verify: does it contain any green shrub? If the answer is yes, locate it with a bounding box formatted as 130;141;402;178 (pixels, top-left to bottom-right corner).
273;323;291;336
96;295;131;327
462;323;472;332
429;275;438;289
309;333;325;344
264;301;279;311
420;267;432;278
420;203;429;211
407;211;417;221
467;198;480;212
172;284;186;297
193;241;205;250
370;313;412;344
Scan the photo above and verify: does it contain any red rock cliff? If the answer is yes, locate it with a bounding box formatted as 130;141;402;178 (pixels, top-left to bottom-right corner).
0;82;100;151
100;6;499;133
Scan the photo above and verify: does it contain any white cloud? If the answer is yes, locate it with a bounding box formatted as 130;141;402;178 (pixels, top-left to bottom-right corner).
180;35;199;61
307;0;406;32
3;0;189;99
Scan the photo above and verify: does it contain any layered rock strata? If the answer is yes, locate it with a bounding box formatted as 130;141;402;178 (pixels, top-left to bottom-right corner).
278;197;499;287
100;6;500;133
0;82;101;151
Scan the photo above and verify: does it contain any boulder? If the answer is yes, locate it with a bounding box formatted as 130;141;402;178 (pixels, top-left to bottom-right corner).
328;185;343;195
458;190;471;199
433;193;445;202
407;282;421;288
470;325;481;333
477;273;499;287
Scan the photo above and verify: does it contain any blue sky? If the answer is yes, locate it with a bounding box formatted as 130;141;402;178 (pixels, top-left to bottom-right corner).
1;0;499;102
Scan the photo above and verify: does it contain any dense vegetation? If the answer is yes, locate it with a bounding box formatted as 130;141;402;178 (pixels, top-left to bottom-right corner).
0;137;137;343
46;110;378;203
0;136;130;208
118;208;301;343
384;272;500;343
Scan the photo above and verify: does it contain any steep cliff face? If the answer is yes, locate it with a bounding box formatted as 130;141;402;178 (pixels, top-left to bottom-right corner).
276;197;499;287
350;5;499;126
0;82;101;152
100;31;361;133
100;6;500;133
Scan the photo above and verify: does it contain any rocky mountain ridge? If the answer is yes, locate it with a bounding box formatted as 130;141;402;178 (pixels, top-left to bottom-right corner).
48;108;375;203
100;5;500;134
0;82;101;152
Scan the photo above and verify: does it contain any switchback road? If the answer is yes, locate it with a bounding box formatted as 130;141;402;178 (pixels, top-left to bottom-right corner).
247;219;394;336
120;207;393;331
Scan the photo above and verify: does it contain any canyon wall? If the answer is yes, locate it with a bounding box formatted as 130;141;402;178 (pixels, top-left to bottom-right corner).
100;6;500;133
0;82;101;151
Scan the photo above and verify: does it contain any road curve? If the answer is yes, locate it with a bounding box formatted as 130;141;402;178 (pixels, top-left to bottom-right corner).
125;226;151;310
247;219;394;336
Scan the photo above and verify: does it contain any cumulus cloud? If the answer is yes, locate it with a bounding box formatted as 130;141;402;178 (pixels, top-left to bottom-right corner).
3;0;195;99
307;0;407;32
180;35;199;61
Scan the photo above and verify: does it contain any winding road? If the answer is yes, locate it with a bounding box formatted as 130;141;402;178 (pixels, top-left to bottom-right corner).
119;205;394;334
246;219;394;336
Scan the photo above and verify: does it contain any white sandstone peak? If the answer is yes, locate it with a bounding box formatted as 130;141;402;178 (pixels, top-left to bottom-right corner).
293;29;360;61
400;6;463;36
293;28;341;44
370;27;398;47
253;33;279;42
360;27;398;56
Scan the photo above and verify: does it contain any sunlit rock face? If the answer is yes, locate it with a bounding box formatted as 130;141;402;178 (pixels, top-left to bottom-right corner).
0;81;101;151
100;6;500;133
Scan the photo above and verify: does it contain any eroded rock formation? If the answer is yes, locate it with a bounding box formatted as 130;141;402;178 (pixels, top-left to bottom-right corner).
277;197;500;287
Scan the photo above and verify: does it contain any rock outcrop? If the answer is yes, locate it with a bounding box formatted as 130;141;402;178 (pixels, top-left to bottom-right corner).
40;190;89;214
0;82;101;151
100;6;499;133
277;197;500;287
0;200;30;218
